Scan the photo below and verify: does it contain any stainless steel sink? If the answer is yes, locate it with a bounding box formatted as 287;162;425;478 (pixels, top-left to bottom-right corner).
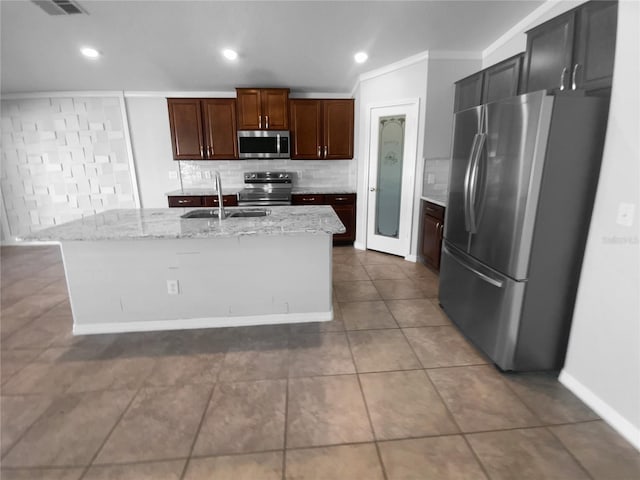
181;208;271;219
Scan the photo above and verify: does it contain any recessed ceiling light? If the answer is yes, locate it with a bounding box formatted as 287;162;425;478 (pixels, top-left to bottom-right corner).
80;47;100;59
354;52;368;64
222;49;238;60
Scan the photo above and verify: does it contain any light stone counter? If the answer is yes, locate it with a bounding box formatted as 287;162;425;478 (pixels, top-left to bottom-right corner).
420;195;447;208
21;206;345;242
292;187;356;195
165;188;239;197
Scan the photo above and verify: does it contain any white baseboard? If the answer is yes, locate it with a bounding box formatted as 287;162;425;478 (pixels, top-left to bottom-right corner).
353;241;366;251
559;370;640;451
73;310;333;335
405;254;418;262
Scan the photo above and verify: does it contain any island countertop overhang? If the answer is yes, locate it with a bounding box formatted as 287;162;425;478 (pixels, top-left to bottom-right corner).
20;205;346;242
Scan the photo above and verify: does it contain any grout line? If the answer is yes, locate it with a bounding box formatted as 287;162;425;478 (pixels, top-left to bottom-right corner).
178;382;217;480
545;425;597;480
78;386;143;480
282;376;289;480
343;330;388;480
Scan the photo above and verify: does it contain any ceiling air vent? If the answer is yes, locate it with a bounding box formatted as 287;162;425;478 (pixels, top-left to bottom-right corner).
32;0;87;15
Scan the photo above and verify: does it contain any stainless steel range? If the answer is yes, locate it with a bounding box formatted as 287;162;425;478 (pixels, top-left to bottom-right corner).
237;171;293;206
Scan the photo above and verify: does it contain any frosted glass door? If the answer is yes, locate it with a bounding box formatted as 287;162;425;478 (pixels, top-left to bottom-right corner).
366;100;419;257
375;116;405;238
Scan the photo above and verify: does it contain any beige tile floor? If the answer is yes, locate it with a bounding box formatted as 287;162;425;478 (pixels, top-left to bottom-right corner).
1;245;639;479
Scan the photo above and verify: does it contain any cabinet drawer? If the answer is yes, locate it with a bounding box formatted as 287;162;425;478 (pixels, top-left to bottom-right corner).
424;201;445;221
292;194;325;205
203;195;238;207
168;196;203;207
325;194;356;205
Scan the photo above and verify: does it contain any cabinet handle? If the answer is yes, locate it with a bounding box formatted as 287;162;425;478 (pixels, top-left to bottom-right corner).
559;67;568;91
571;64;580;90
266;115;269;129
324;146;328;158
317;145;321;157
334;197;347;201
302;197;316;202
177;199;190;204
259;115;262;129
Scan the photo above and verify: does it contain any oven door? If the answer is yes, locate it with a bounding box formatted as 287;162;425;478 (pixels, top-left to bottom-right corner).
237;130;290;159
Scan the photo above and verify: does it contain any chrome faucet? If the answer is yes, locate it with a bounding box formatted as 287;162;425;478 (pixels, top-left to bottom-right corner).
214;171;226;219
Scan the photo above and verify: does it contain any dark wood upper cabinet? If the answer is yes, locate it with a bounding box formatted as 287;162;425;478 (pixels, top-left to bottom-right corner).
574;0;618;91
290;100;323;159
454;54;523;112
454;72;484;112
167;99;204;159
522;11;575;93
290;99;354;160
522;0;617;93
167;98;238;160
236;88;289;130
202;99;238;160
482;53;523;103
323;100;354;159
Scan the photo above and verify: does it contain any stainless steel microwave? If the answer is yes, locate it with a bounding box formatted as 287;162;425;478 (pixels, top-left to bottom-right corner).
237;130;290;159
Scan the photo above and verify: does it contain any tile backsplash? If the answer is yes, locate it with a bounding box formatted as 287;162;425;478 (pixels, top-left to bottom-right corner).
179;159;357;190
422;157;450;198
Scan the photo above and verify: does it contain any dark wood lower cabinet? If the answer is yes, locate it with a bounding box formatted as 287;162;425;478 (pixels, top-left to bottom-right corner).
292;193;356;244
421;201;445;271
168;195;237;208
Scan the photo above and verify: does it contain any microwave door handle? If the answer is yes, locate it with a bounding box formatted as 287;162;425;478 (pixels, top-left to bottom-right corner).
276;134;281;155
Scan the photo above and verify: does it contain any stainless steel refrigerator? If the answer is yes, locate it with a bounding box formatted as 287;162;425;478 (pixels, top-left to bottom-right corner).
439;90;609;371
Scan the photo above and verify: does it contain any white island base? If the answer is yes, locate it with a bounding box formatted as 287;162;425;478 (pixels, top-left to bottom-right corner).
62;234;333;335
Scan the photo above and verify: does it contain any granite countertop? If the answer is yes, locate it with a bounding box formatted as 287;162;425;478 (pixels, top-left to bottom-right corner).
291;187;355;195
166;187;356;196
166;188;239;196
420;195;447;208
20;206;346;242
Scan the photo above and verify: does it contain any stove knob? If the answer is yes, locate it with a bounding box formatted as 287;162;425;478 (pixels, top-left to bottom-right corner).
279;173;284;178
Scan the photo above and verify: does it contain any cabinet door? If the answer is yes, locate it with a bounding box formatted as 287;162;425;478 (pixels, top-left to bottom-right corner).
168;196;203;207
482;54;523;103
167;99;204;160
421;213;442;270
522;12;575;93
203;195;238;207
323;99;354;159
236;89;262;130
261;89;289;130
454;72;484;112
202;99;238;160
290;99;322;159
331;204;356;243
574;0;617;91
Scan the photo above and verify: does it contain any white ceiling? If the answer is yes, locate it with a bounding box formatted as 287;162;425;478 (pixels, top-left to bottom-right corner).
0;0;544;94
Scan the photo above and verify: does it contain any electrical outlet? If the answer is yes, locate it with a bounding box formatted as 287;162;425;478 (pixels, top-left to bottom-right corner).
616;202;635;227
168;171;178;180
166;279;180;295
203;171;212;180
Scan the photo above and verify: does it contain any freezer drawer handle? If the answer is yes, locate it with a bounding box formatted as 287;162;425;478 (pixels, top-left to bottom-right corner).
443;245;504;288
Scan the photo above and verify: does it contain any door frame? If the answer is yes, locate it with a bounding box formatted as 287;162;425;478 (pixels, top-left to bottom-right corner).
362;98;420;257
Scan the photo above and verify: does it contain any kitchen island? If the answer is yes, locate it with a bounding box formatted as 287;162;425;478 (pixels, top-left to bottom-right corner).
21;206;345;334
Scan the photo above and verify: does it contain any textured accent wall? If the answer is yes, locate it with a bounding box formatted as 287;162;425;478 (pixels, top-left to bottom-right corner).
1;96;138;237
179;159;357;190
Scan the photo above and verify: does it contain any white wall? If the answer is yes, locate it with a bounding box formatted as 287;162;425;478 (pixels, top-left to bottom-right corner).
483;0;640;449
423;57;482;199
124;97;179;208
354;55;429;256
0;94;139;238
560;0;640;449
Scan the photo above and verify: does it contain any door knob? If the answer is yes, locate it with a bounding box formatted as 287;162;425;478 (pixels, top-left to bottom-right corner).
370;187;376;192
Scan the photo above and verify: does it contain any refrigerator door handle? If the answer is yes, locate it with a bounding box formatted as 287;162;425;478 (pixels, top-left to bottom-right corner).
443;244;504;288
468;133;487;233
463;134;481;231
